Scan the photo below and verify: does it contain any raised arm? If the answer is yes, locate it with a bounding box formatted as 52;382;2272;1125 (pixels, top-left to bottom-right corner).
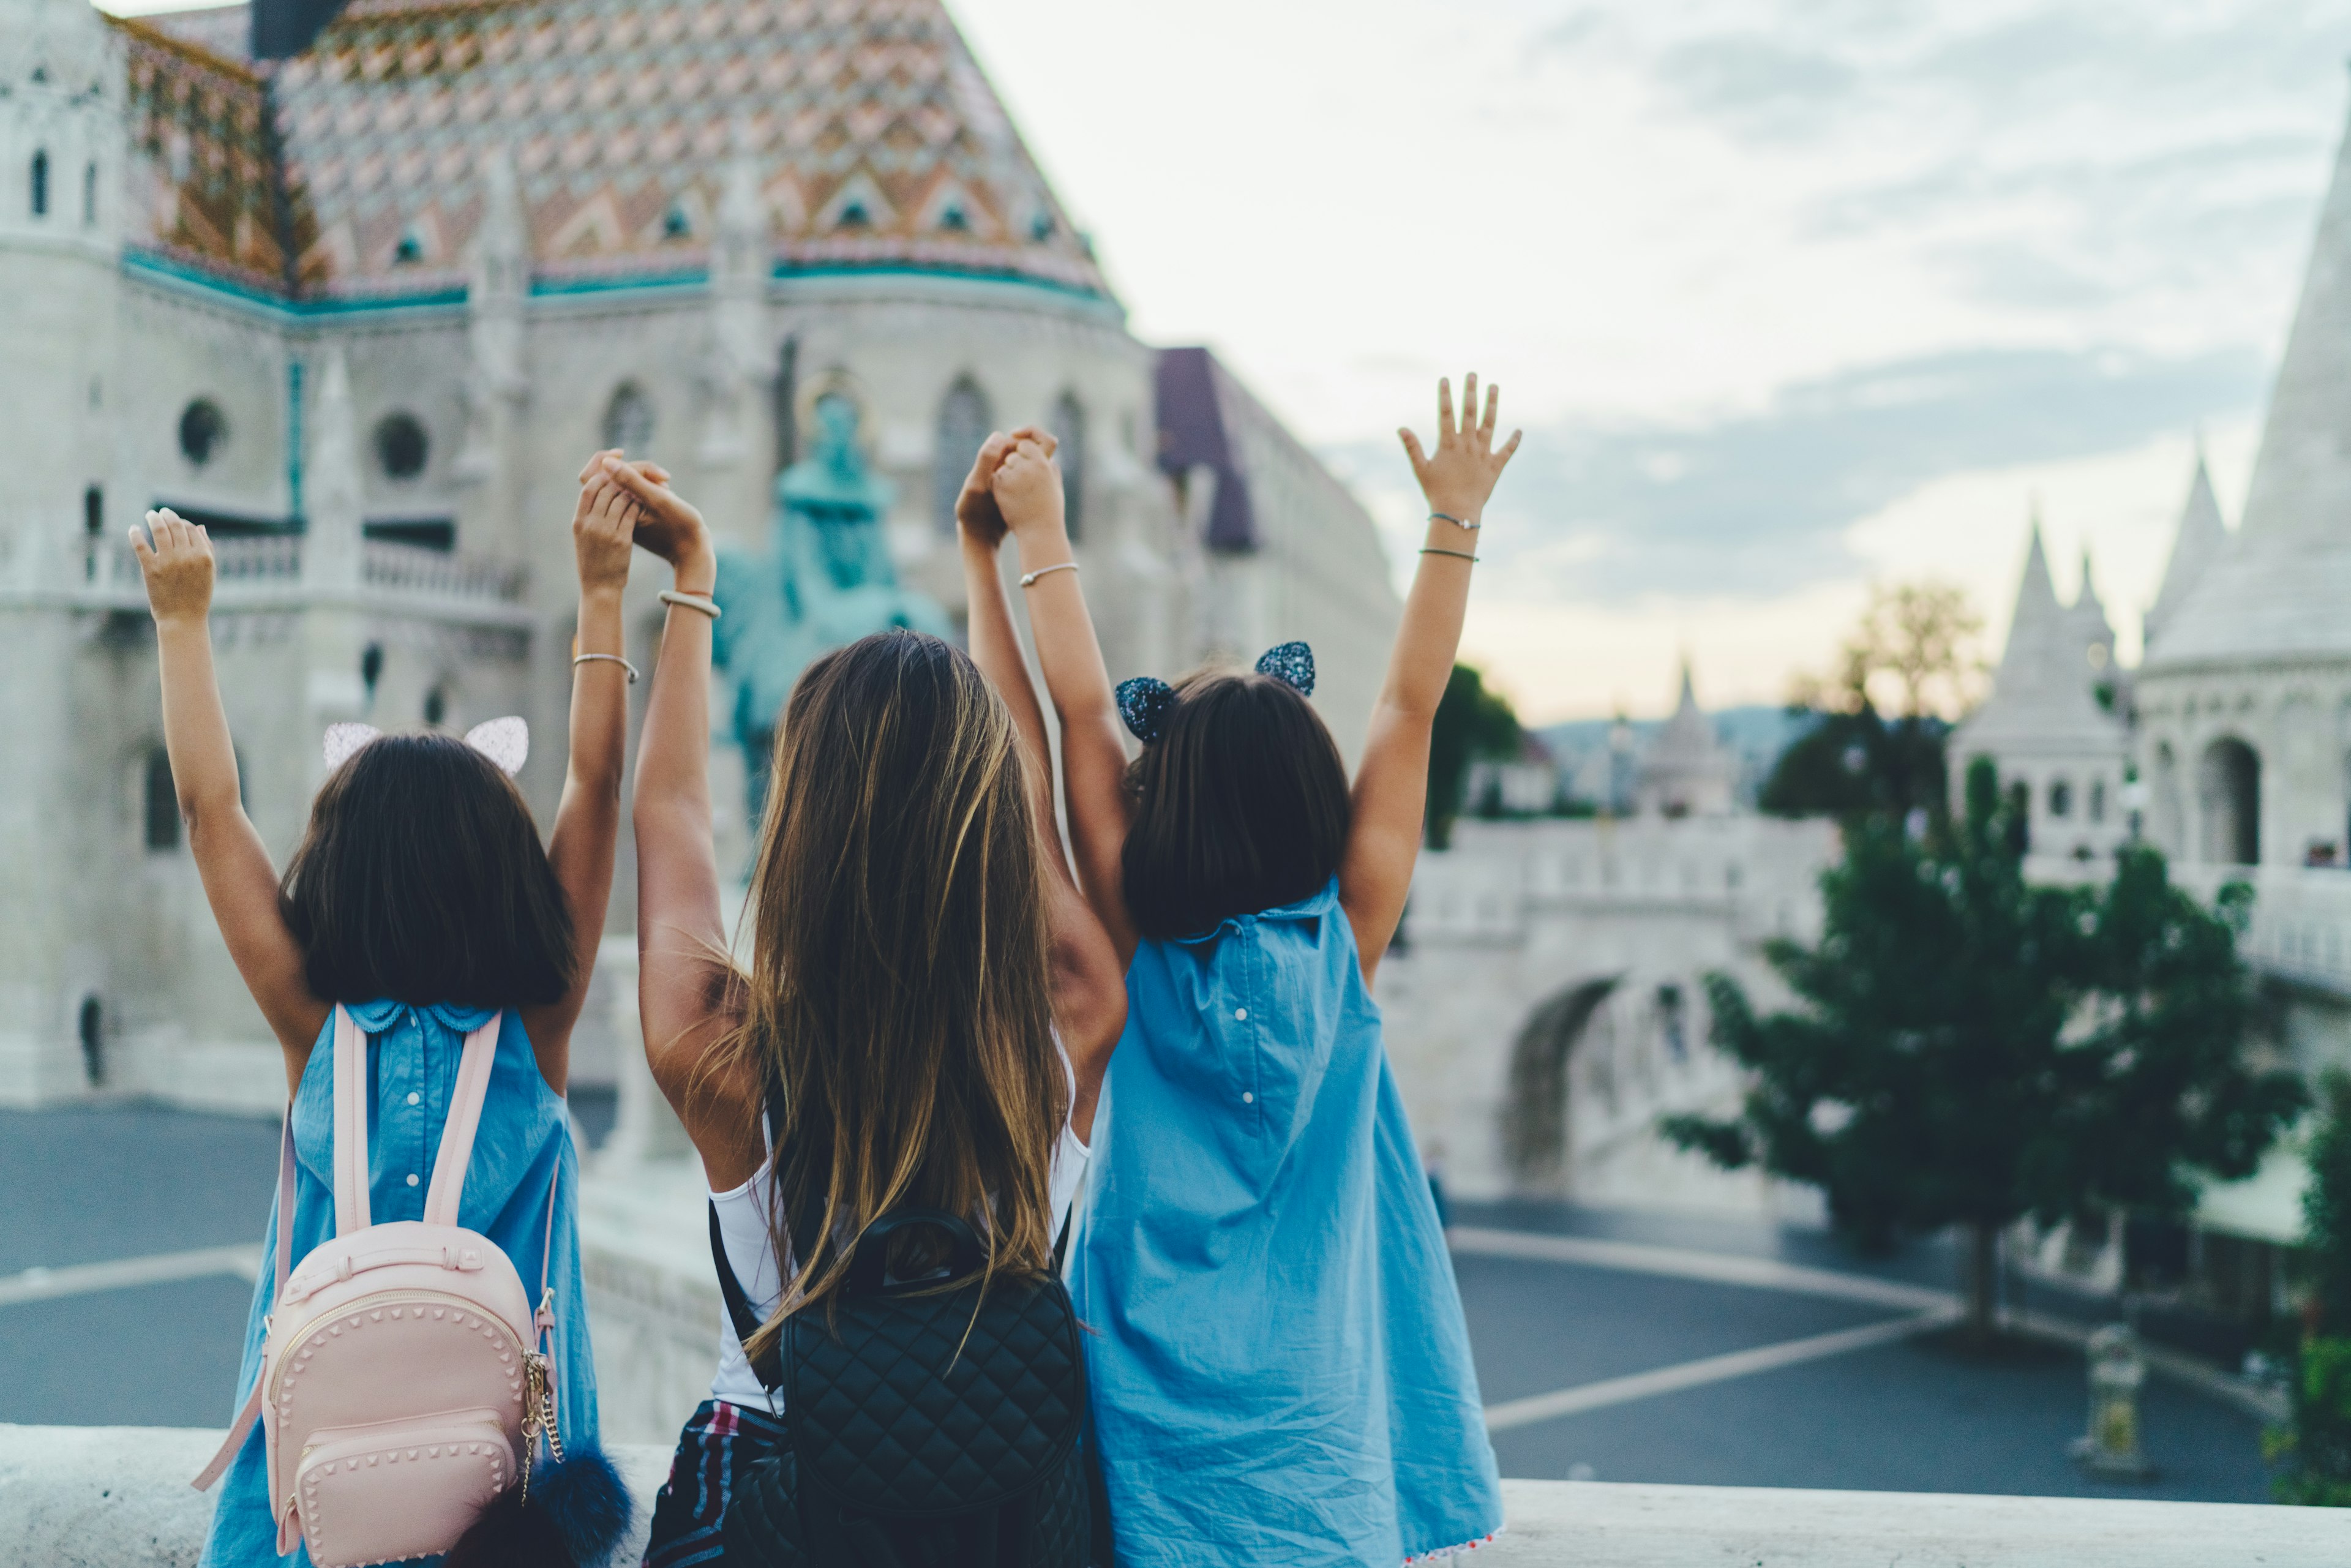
135;511;327;1090
1340;375;1521;987
602;456;762;1189
517;459;637;1092
957;432;1127;1139
991;437;1142;970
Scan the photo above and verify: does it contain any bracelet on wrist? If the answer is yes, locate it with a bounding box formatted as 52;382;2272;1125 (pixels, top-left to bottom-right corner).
659;589;722;619
572;651;639;682
1420;546;1479;563
1429;510;1480;530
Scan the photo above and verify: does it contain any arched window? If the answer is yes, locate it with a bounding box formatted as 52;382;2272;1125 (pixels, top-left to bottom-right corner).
82;161;96;225
1050;391;1087;544
179;398;227;466
933;376;992;535
2199;738;2260;866
2089;778;2107;824
83;485;103;581
373;412;429;479
2048;778;2072;819
144;746;180;853
602;382;654;454
30;150;48;218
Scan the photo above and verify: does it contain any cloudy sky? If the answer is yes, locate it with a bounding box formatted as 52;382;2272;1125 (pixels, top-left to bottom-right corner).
948;0;2351;719
105;0;2351;719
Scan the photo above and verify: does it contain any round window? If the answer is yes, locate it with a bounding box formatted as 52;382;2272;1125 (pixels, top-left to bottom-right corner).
373;412;429;480
178;399;227;466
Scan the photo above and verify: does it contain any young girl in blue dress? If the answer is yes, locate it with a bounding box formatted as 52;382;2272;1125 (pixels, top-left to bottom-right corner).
135;464;645;1567
994;377;1522;1565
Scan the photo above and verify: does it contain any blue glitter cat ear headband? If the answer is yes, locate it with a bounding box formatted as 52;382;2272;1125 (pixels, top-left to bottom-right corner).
1115;642;1316;744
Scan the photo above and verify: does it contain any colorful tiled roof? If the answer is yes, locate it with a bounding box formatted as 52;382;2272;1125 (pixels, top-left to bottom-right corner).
113;0;1106;303
115;16;300;293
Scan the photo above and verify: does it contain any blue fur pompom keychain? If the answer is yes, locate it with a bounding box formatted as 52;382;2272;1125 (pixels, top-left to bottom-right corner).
446;1444;634;1568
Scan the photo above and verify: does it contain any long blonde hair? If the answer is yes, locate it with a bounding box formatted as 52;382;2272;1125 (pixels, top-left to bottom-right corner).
715;630;1065;1359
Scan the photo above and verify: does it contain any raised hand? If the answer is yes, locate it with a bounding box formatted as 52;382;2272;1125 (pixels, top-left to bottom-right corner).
598;454;710;578
1398;373;1522;525
572;468;638;596
958;426;1058;549
991;436;1067;545
132;508;215;626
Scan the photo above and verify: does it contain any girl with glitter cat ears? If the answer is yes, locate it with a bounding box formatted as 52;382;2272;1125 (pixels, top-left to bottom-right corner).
967;377;1521;1567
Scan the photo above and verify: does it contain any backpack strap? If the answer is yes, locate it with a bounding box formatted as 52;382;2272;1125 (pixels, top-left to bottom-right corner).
331;1005;371;1236
708;1200;781;1392
422;1013;503;1228
192;1106;299;1493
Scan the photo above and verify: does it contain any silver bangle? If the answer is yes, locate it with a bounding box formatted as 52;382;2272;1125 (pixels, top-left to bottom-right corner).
1020;561;1079;588
1429;511;1480;530
659;590;722;619
573;651;639;683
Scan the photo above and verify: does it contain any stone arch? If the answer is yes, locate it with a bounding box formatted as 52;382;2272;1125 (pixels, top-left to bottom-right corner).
2199;737;2260;866
2153;741;2183;852
932;375;992;535
1500;975;1619;1190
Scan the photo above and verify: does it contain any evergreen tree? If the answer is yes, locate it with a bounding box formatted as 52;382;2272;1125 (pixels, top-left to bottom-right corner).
2275;1073;2351;1504
1667;757;2304;1343
1426;664;1520;849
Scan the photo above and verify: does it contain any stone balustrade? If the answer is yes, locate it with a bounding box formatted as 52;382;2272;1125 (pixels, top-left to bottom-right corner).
79;534;527;613
5;1424;2347;1567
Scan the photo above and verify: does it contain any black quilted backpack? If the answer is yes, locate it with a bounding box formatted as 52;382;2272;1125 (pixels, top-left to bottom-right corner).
709;1204;1092;1568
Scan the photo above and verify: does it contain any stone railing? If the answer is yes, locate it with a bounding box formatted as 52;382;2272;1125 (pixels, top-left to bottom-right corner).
5;1424;2346;1567
81;535;527;613
360;538;529;603
2027;855;2351;999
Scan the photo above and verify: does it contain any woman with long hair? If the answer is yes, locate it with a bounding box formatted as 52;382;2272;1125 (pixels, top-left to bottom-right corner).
599;449;1126;1565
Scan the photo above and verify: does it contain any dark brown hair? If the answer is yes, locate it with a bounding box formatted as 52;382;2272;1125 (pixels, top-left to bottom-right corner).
279;733;576;1007
712;629;1065;1349
1122;670;1351;939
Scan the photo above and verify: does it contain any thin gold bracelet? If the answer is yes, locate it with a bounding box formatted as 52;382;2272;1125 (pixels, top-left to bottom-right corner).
1420;546;1479;563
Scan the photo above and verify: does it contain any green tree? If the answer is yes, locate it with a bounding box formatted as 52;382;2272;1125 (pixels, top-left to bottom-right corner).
1427;664;1520;849
1765;580;1980;821
1667;757;2304;1344
2274;1074;2351;1504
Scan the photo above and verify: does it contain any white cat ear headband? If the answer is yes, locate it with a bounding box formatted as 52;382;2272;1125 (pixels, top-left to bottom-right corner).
323;717;529;775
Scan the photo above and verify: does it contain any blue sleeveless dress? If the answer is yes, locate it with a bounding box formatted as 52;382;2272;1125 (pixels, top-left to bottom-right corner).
200;1001;598;1568
1071;879;1502;1566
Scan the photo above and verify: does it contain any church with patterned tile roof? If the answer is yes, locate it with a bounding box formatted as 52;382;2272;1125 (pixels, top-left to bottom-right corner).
0;0;1400;1108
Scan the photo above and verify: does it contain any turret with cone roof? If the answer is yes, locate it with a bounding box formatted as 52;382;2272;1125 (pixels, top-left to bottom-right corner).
2143;78;2351;669
1636;657;1737;817
2143;443;2232;656
1951;513;2126;759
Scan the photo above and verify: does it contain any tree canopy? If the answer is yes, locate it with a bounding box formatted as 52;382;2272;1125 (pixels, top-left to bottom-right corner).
1427;664;1521;849
1667;757;2306;1338
1765;580;1980;822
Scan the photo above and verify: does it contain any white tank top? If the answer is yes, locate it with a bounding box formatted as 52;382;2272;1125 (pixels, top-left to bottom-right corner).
705;1052;1090;1410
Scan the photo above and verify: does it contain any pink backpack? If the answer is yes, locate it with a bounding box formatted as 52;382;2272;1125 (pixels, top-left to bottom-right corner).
193;1007;563;1567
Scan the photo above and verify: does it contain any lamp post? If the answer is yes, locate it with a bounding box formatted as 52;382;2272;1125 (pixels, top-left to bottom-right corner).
2071;1323;2156;1479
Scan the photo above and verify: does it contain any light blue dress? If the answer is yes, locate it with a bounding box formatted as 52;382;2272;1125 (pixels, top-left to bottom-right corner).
200;1001;598;1568
1071;879;1503;1566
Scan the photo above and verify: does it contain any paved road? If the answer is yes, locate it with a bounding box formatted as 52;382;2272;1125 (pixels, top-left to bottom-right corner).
0;1106;2282;1501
